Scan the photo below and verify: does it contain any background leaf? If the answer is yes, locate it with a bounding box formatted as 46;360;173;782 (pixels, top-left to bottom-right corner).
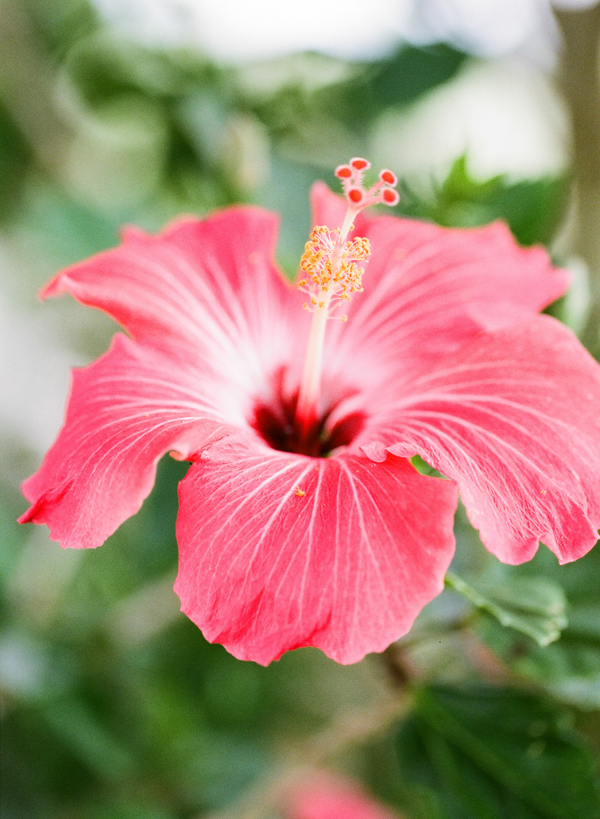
396;685;600;819
474;546;600;710
445;571;567;647
399;156;569;247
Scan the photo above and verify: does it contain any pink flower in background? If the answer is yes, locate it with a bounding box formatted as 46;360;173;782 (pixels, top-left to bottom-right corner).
20;160;600;665
285;772;399;819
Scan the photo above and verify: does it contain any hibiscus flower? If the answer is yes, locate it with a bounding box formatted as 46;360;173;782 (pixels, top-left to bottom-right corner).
20;159;600;665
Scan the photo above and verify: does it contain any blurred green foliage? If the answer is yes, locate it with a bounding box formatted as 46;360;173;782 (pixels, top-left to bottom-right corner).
445;570;568;648
396;686;600;819
400;155;569;247
1;0;598;817
0;103;31;222
475;545;600;712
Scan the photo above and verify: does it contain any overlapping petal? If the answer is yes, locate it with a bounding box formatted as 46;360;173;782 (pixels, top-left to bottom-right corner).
22;207;309;552
175;445;458;665
360;316;600;565
19;333;243;549
312;184;569;388
43;209;304;390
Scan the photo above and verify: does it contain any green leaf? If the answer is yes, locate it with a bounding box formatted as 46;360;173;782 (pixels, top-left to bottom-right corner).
396;686;600;819
65;31;209;106
365;44;468;109
410;454;444;478
473;545;600;709
43;699;139;783
318;44;467;131
400;155;568;246
445;571;567;646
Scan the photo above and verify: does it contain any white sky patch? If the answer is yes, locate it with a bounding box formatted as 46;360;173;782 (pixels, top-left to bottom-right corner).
406;0;544;58
92;0;599;63
92;0;414;61
404;0;599;65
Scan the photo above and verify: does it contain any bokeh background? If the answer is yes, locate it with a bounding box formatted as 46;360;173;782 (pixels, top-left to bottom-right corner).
1;1;600;817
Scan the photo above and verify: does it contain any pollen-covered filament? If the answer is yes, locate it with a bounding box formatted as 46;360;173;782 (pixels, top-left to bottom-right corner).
298;227;370;318
294;157;399;441
295;227;370;435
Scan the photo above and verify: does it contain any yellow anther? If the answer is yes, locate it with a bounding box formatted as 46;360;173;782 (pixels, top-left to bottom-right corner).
297;225;370;319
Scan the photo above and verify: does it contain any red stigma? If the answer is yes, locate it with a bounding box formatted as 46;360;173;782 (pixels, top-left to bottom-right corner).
348;188;364;204
380;169;397;186
382;188;399;205
335;165;353;179
335;157;400;211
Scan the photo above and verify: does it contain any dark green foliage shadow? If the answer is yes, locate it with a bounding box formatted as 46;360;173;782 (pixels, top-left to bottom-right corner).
396;685;600;819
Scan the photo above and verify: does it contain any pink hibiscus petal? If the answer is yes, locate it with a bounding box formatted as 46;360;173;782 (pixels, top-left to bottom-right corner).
42;209;304;380
361;316;600;565
286;772;399;819
175;446;458;665
19;333;243;549
311;183;569;385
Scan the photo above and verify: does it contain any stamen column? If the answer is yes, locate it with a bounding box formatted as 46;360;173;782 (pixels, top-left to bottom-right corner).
294;158;399;443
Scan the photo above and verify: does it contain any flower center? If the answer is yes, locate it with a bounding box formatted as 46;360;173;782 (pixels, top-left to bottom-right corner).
294;158;399;446
252;379;367;458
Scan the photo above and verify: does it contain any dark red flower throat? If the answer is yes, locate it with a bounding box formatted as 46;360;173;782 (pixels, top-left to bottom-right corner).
252;385;366;458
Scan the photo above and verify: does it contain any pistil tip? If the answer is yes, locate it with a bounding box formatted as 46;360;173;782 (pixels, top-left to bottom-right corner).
335;165;353;179
379;169;397;186
382;188;400;205
350;157;371;171
336;157;400;212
